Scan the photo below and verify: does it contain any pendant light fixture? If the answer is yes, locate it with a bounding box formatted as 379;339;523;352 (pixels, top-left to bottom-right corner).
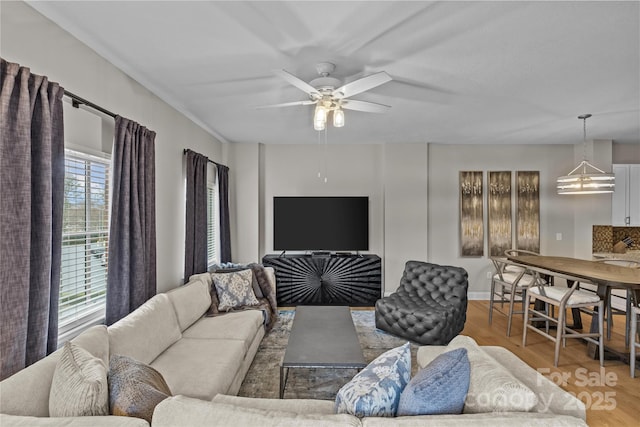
556;114;615;195
333;107;345;128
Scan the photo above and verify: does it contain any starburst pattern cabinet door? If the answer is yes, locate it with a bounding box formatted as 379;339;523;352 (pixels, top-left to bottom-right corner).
262;255;382;306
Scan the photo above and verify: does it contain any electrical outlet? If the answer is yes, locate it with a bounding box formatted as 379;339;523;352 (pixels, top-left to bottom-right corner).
486;271;493;279
556;233;563;241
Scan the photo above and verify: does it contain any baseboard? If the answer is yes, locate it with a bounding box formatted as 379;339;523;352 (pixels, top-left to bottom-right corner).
468;291;490;300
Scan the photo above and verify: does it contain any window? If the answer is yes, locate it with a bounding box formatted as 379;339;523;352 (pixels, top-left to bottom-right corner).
207;167;221;268
58;149;110;343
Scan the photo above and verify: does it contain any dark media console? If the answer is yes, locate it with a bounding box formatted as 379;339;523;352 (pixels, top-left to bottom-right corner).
262;254;382;307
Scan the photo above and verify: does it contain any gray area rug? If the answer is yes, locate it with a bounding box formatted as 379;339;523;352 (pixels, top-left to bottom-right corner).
238;309;418;401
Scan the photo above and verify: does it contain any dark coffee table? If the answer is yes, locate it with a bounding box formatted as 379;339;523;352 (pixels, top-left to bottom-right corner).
279;305;366;398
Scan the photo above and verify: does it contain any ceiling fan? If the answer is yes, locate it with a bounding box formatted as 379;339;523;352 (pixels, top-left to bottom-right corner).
258;62;392;130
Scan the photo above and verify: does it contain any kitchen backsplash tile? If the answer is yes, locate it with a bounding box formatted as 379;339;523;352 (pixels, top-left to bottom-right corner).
593;225;640;252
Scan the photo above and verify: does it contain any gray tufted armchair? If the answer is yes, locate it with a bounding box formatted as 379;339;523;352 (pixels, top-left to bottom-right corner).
375;261;469;345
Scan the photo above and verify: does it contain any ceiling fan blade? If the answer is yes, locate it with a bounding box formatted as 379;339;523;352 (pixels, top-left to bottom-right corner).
255;100;317;109
333;72;392;99
274;69;320;97
341;99;391;113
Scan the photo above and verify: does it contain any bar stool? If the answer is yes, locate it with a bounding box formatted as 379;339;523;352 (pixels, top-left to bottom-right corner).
489;256;541;336
523;272;604;367
631;305;639;378
593;259;639;345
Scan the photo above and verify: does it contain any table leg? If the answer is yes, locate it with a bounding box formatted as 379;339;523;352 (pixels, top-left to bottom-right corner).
279;366;289;399
587;284;609;360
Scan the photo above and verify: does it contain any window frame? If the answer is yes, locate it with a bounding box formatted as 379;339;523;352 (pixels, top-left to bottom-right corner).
207;164;220;268
58;148;111;345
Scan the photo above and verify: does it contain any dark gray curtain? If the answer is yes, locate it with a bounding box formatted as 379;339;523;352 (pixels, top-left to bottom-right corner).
0;59;64;380
184;149;208;281
217;163;231;263
106;116;156;326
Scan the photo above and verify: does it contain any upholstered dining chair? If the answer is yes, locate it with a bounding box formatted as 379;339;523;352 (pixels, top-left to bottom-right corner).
630;305;639;378
489;255;540;337
522;270;605;367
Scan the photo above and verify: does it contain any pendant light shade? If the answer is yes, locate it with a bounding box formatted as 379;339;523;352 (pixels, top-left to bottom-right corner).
333;108;345;127
313;105;327;131
556;114;615;195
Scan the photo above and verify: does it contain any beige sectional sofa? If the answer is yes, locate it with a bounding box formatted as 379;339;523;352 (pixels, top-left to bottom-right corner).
1;268;589;427
150;343;589;427
0;271;268;426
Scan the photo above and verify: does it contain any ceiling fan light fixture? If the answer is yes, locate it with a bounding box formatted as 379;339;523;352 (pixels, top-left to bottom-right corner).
556;114;615;195
333;108;345;128
314;105;327;131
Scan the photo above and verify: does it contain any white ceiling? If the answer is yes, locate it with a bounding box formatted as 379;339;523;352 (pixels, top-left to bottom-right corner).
28;1;640;146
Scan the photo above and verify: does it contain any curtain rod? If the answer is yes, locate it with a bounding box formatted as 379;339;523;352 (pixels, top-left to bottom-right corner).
63;90;117;119
183;149;223;166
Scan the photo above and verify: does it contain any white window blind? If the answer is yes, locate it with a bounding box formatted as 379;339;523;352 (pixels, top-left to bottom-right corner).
207;167;220;267
58;149;110;344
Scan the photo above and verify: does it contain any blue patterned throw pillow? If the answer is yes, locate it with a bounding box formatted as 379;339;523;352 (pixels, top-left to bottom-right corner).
396;348;470;416
335;342;411;417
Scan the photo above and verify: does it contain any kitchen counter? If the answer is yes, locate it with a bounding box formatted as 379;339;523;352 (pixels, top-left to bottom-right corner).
593;251;640;262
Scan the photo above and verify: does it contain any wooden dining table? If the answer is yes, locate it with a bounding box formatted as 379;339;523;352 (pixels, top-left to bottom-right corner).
507;255;640;362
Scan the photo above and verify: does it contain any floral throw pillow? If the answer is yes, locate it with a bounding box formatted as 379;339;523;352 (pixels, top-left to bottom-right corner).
335;342;411;417
212;269;260;311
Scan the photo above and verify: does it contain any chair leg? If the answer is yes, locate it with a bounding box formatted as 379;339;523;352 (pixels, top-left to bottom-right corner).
506;284;517;337
554;306;565;367
545;303;550;335
631;307;637;378
625;291;631;348
606;287;613;341
489;279;496;325
522;294;531;347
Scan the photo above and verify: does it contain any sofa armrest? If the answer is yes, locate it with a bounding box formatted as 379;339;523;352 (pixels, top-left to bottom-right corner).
361;412;588;426
0;414;149;427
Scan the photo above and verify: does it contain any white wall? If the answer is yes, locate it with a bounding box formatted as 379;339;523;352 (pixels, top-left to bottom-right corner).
260;143;386;263
228;142;429;295
233;141;613;299
427;143;612;297
1;1;223;292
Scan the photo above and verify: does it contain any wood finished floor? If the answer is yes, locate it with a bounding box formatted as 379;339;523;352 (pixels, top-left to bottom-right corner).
463;300;638;427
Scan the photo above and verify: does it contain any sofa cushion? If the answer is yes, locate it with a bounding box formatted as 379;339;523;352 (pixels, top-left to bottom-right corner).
397;348;469;416
166;279;211;331
72;324;110;366
108;294;182;365
150;338;246;400
49;342;109;417
109;355;172;423
335;342;411;417
0;325;109;417
181;310;263;353
435;335;538;413
212;269;260;311
153;396;362;427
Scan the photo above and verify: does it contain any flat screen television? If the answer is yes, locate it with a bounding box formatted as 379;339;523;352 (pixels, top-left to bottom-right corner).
273;196;369;251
